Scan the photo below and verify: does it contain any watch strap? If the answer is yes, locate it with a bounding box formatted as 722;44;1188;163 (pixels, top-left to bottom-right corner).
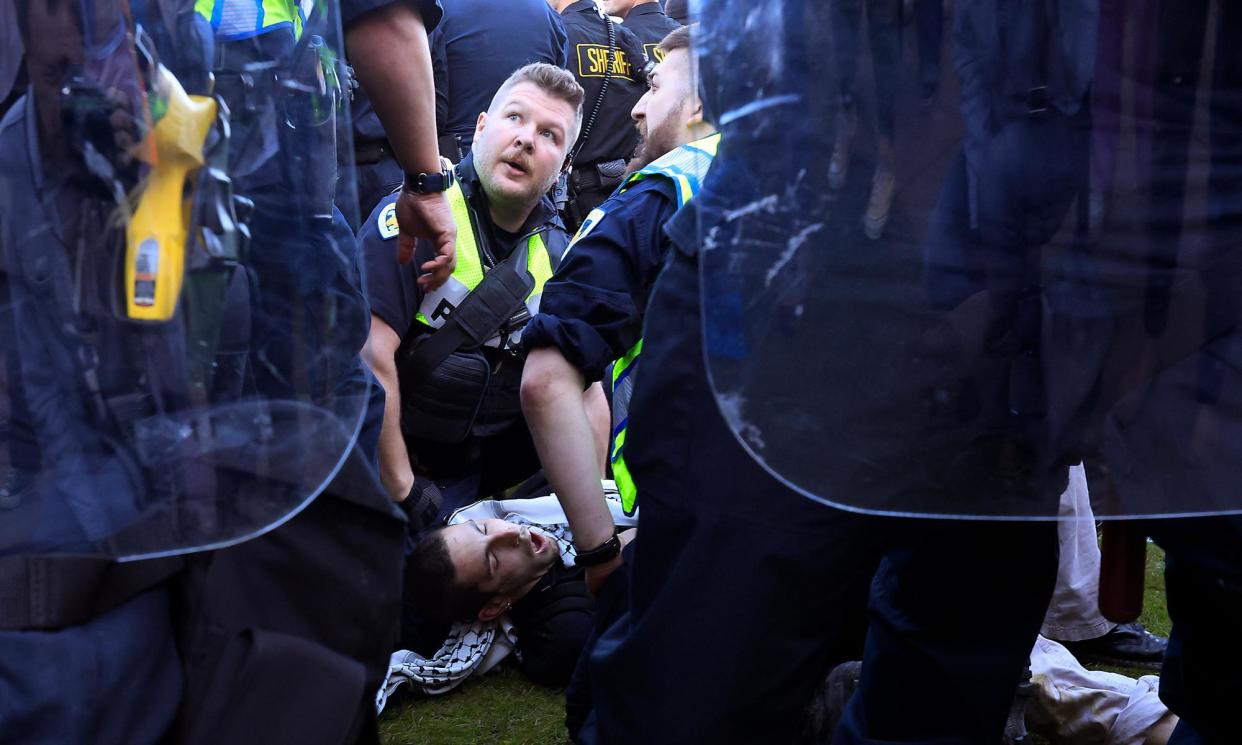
402;164;456;194
574;533;622;567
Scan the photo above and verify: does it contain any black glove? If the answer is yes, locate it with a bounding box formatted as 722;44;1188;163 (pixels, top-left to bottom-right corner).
401;479;444;534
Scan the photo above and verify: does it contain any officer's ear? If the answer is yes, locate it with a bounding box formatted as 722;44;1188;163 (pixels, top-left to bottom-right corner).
475;111;488;140
685;95;705;129
477;594;511;622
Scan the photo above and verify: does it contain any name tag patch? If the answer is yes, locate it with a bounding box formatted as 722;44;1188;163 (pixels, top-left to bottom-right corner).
576;44;635;80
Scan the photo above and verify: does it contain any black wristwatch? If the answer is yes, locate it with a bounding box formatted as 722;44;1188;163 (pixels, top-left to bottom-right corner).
402;166;455;194
574;534;622;567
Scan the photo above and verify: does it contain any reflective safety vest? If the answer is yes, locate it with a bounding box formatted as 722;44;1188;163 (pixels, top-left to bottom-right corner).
413;180;557;349
608;133;720;515
195;0;304;41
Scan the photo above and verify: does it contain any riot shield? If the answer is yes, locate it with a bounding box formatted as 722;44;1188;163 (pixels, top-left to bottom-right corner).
0;0;370;558
696;0;1242;518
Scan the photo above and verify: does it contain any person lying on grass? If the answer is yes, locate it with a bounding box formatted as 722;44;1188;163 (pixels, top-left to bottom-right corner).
378;487;635;707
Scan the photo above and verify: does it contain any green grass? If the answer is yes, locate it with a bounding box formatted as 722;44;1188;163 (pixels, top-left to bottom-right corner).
379;665;567;745
381;546;1170;744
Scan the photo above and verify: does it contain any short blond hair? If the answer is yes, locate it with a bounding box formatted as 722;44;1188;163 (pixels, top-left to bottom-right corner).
488;63;586;141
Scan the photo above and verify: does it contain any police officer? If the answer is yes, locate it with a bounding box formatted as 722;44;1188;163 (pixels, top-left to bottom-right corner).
604;0;682;61
347;0;457;286
360;63;587;516
168;0;453;740
1096;4;1242;740
430;0;570;162
565;4;1064;743
549;0;648;232
346;0;453;228
522;26;716;595
0;1;189;739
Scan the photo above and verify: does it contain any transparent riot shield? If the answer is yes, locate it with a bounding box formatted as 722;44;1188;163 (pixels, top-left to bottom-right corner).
696;0;1242;518
0;0;370;558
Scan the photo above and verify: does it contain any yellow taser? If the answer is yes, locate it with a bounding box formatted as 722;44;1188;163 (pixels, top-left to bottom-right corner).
125;64;216;321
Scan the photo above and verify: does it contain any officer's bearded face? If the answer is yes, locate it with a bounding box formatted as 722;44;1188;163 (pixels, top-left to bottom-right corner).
630;49;696;172
473;82;576;217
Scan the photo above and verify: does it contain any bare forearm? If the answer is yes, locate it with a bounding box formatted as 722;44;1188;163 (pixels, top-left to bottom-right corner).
363;327;415;500
346;4;440;174
373;362;414;500
522;348;615;549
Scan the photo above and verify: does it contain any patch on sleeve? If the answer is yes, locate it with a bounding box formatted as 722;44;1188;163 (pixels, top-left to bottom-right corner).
569;208;608;248
378;202;399;240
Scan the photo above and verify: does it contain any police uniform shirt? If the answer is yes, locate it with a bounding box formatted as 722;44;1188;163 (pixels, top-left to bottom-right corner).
559;0;647;167
523;177;679;383
359;154;565;347
622;1;682;61
430;0;569;154
0;95;179;542
352;0;445;142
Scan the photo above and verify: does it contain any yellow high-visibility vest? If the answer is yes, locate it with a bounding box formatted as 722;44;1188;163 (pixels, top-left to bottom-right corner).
195;0;304;41
413;180;556;349
609;133;720;515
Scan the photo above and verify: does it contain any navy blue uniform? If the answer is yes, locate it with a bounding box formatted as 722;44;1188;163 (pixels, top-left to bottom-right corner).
566;0;1064;740
360;155;567;515
431;0;569;157
620;2;682;62
556;1;645;228
558;0;647;230
347;0;445;227
559;0;646;169
568;187;1058;743
0;95;183;745
524;176;677;383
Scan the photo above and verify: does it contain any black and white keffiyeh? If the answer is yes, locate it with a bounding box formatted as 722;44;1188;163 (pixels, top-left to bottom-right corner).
376;484;637;711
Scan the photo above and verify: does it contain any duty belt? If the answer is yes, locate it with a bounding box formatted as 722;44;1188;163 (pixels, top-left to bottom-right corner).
0;553;183;630
355;138;395;166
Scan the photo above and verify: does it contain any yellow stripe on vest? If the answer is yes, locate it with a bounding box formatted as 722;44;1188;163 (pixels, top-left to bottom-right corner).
414;181;554;339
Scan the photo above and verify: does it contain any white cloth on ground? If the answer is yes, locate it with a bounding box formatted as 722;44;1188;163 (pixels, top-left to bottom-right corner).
1028;635;1169;745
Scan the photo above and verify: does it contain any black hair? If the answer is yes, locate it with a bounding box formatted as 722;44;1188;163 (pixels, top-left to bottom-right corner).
406;528;494;624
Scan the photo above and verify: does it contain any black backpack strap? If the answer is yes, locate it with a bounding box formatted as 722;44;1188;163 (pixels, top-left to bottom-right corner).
0;553;183;630
399;241;536;387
